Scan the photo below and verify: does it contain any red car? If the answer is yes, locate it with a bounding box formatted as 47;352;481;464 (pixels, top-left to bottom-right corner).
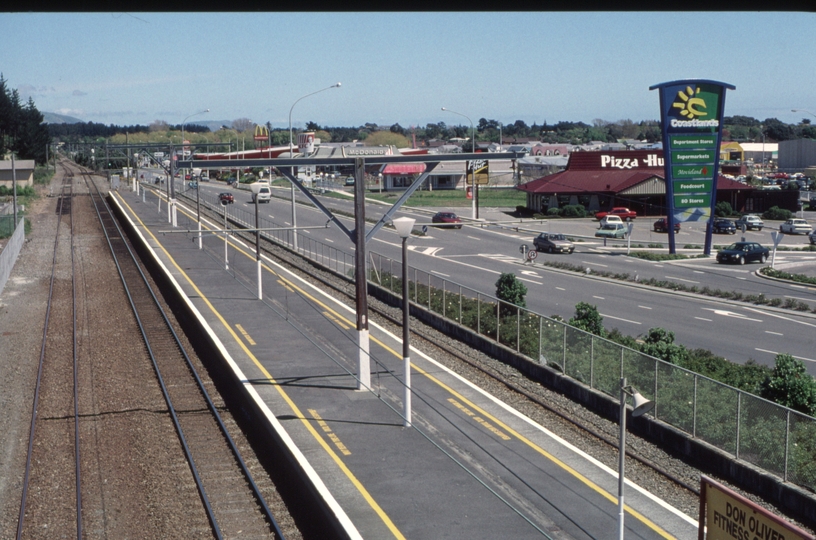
653;217;680;233
218;192;234;204
431;211;462;229
595;207;637;221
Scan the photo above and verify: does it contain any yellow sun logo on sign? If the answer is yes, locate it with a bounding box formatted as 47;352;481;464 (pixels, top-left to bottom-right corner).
672;86;707;119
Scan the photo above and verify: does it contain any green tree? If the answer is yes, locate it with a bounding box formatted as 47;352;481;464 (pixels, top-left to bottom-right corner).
568;302;605;337
715;201;733;217
363;131;410;147
761;354;816;415
495;273;527;308
638;328;688;365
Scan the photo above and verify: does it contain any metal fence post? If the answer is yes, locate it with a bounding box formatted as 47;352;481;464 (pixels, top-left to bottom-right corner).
736;392;742;459
693;375;698;437
784;410;790;482
459;286;462;324
516;306;520;352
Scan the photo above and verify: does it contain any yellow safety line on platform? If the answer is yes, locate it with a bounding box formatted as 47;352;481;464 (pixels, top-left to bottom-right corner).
114;193;405;540
163;194;674;539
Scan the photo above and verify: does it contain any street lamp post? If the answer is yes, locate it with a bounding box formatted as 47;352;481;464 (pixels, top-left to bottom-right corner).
393;216;416;427
617;378;655;540
288;83;341;251
441;107;478;219
181;109;209;241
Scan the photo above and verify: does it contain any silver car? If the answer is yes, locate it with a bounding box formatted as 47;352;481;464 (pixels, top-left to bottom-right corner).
533;233;574;254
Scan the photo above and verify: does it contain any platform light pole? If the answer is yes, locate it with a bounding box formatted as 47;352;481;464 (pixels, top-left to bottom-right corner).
617;378;654;540
441;107;478;219
393;216;415;427
288;83;341;251
179;109;208;234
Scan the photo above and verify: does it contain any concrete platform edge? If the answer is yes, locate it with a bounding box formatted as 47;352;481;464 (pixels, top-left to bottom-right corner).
108;193;362;540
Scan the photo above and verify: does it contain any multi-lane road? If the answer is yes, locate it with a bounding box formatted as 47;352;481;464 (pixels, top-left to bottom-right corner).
173;175;816;376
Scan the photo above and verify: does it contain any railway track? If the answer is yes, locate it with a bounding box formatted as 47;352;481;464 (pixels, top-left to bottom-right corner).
177;189;705;517
15;160;287;539
16;172;82;538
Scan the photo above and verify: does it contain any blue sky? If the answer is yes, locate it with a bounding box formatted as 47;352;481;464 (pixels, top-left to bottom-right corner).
2;12;815;129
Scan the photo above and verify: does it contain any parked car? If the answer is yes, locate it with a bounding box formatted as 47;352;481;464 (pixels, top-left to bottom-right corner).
653;217;680;233
779;218;811;235
595;207;637;221
594;222;627;239
716;241;769;265
599;215;624;228
533;232;574;254
431;212;462;229
218;192;234;204
712;218;736;234
734;214;764;231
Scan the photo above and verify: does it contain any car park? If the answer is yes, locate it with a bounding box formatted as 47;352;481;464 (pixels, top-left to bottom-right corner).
595;207;637;221
218;192;234;204
734;214;764;231
712;218;736;234
653;217;680;233
779;218;811;235
599;215;624;228
431;212;462;229
533;232;574;254
594;222;627;239
716;241;769;265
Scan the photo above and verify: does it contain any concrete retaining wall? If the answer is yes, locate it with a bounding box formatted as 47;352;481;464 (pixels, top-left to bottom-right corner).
0;218;25;298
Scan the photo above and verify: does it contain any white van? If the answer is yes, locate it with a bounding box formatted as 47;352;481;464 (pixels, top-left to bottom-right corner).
251;185;271;203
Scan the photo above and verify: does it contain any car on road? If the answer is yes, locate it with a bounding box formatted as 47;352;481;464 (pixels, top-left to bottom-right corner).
218;192;234;204
712;218;736;234
716;241;769;265
779;218;811;235
653;217;680;233
734;214;764;231
533;232;574;254
810;229;816;245
594;222;627;239
251;185;272;203
431;212;462;229
188;181;198;189
344;176;355;186
595;207;637;221
599;215;624;228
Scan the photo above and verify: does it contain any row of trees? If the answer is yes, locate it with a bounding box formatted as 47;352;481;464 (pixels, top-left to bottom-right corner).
48;115;816;150
0;74;50;164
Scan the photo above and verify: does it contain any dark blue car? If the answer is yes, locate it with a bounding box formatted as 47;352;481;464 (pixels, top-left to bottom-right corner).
716;242;769;265
712;218;736;234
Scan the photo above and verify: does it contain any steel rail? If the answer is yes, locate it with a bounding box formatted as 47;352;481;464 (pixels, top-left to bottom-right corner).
83;171;285;539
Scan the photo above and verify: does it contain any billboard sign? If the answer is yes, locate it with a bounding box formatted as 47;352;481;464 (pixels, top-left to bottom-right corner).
254;124;269;142
650;79;734;254
699;476;814;540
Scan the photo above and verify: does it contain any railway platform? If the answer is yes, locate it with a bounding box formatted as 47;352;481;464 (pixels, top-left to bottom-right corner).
110;186;700;540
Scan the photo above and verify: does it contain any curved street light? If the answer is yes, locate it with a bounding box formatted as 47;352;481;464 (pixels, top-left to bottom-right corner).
181;108;210;156
791;108;816;121
442;107;478;219
287;84;341;251
289;83;341;156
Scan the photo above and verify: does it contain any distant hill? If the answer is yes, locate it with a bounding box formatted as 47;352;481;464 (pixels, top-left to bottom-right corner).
43;112;85;124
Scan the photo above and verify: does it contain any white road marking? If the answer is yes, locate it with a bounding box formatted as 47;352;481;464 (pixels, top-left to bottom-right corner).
742;306;816;328
593;296;605;300
638;305;652;310
556;287;565;291
431;270;450;277
518;278;543;285
693;270;705;274
694;317;713;322
665;276;700;284
581;261;609;268
467;236;480;240
601;314;642;325
755;348;816;364
764;331;784;336
701;308;763;322
520;270;540;277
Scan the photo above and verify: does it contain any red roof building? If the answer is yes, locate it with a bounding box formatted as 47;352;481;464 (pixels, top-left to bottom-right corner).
516;150;760;216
